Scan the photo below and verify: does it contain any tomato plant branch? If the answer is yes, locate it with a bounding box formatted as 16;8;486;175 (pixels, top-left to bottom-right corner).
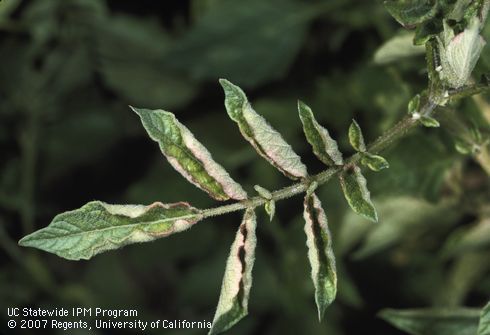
201;98;439;220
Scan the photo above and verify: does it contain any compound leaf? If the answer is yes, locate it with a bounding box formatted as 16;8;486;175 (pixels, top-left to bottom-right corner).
339;165;377;222
380;307;481;335
220;79;308;180
303;192;337;321
132;107;247;201
298;100;343;166
209;209;257;335
18;201;202;260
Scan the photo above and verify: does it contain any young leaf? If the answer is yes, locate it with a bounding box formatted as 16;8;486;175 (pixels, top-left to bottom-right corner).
18;201;202;260
265;200;276;221
348;119;366;152
420;115;440;127
478;301;490;335
220;79;308;180
132;107;247;201
379;307;481;335
407;94;421;115
339;165;378;222
210;209;257;335
253;185;272;200
384;0;438;27
303;192;337;321
298;100;343;166
361;153;390;171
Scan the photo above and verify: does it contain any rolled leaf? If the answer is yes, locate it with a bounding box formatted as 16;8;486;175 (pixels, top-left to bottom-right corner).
132;107;247;201
18;201;202;260
339;165;378;222
210;209;257;335
298;100;343;166
303;192;337;321
479;301;490;335
348;119;366;152
220;79;308;180
380;307;481;335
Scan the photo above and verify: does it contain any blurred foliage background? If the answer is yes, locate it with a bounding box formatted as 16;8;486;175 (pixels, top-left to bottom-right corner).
1;0;489;334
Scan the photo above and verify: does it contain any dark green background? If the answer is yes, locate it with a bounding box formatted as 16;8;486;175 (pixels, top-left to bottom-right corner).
1;0;489;334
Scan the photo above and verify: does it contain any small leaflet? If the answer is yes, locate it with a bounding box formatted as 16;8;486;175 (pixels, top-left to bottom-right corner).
348;119;366;152
339;165;378;222
265;200;276;221
361;153;390;172
209;209;257;335
132;107;247;201
438;18;486;88
298;100;343;166
18;201;203;260
220;79;308;180
303;192;337;321
420;115;440;127
407;94;421;115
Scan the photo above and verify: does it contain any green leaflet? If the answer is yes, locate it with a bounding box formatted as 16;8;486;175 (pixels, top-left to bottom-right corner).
18;201;202;260
254;185;275;221
298;100;343;166
361;152;389;171
408;94;421;115
479;302;490;335
220;79;308;180
380;308;481;335
303;192;337;321
373;32;425;64
420;115;440;127
339;165;377;222
209;209;257;335
348;119;366;152
384;0;439;27
132;107;247;201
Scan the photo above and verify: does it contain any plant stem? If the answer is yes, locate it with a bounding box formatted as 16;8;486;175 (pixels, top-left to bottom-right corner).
201;100;438;220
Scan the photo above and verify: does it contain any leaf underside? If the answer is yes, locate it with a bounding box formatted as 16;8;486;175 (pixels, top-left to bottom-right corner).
220;79;308;180
18;201;202;260
303;192;337;321
132;107;247;201
209;209;257;335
